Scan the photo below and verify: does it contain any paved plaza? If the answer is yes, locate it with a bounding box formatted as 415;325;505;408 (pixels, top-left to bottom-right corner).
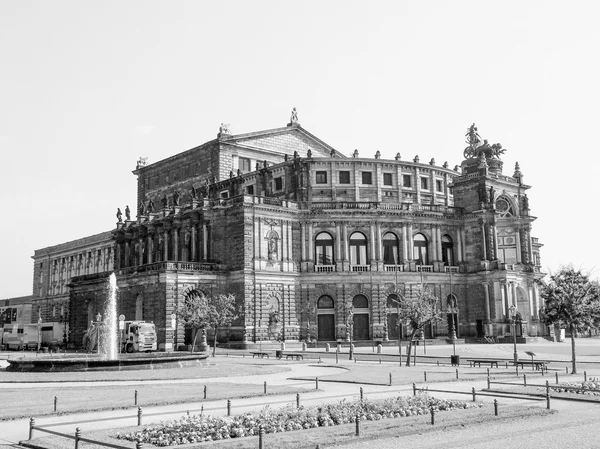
1;338;599;448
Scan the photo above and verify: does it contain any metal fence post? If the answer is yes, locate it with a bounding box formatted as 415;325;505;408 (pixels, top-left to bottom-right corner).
75;427;81;449
430;407;435;425
456;369;459;380
28;417;35;440
258;426;264;449
555;372;559;384
424;371;427;382
494;399;498;416
296;393;300;408
136;440;143;449
360;387;363;401
584;371;587;382
204;385;207;399
389;373;392;386
227;399;231;416
137;407;142;426
523;374;527;387
355;415;360;436
264;381;267;394
412;383;416;396
135;389;138;406
472;387;476;402
315;377;319;390
487;376;490;389
54;396;58;413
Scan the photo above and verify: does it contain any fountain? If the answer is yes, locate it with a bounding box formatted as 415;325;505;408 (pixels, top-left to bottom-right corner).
5;273;208;372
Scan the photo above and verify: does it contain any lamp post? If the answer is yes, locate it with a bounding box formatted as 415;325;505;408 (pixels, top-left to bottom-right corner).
509;304;518;364
37;316;42;353
347;306;354;360
383;306;389;342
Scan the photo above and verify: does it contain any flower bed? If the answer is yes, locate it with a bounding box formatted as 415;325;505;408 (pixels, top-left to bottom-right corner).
547;380;600;396
117;395;482;446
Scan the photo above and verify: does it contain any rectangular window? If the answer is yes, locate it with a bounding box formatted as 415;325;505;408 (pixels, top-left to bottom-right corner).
436;180;443;192
362;172;373;184
403;174;412;188
316;171;328;184
239;157;251;172
246;185;254;195
383;173;393;186
274;177;283;191
339;171;351;184
420;177;429;190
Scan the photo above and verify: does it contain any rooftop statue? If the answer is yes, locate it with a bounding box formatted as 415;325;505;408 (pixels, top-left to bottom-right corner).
289;107;299;125
191;185;197;199
173;191;180;206
125;205;131;221
147;198;154;213
116;208;122;223
136;157;148;169
139;201;145;215
463;123;506;160
219;123;231;135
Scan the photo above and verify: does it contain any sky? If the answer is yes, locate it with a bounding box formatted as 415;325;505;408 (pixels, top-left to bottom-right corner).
1;0;599;298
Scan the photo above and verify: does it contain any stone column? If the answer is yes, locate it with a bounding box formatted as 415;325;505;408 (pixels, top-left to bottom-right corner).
191;224;197;261
369;222;376;264
301;222;307;261
480;222;487;260
163;230;169;262
307;222;314;262
415;167;421;204
460;227;466;262
501;282;508;318
401;222;408;262
147;233;153;264
482;283;491;322
138;237;144;266
335;222;342;263
343;223;349;262
172;227;179;261
202;223;208;261
376;222;383;262
511;282;517;308
407;223;414;260
515;229;522;263
124;240;130;268
456;227;463;263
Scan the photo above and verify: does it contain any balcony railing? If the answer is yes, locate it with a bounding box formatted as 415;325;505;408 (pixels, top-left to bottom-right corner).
116;261;219;276
351;265;371;272
444;266;459;273
304;201;462;215
315;265;335;273
384;265;405;272
416;265;433;272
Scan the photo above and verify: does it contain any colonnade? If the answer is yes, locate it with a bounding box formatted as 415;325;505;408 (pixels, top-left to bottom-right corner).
115;219;211;269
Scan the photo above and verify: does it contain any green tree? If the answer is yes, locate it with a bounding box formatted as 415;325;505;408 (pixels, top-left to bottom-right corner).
176;291;211;352
206;293;238;356
396;285;443;367
537;267;600;374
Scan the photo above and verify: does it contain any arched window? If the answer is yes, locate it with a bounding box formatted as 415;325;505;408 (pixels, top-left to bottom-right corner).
315;232;334;265
383;233;399;265
442;235;454;266
349;232;368;265
495;196;515;217
352;294;369;309
318;295;335;309
413;233;429;265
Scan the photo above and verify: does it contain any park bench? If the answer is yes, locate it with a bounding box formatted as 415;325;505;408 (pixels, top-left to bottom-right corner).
512;360;549;370
283;352;304;361
250;351;270;359
467;359;500;368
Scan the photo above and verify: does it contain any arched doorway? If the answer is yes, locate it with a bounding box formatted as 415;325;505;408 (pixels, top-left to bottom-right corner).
317;295;335;340
352;294;370;340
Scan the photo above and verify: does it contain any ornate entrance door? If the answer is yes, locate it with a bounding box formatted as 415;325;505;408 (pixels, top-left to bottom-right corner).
353;314;370;340
387;313;401;339
317;314;335;340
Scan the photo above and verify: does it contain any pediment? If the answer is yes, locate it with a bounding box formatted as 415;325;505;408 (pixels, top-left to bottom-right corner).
222;126;344;158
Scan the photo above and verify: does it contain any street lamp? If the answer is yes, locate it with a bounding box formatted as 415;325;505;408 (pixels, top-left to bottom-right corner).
37;316;42;353
509;304;518;364
346;305;354;360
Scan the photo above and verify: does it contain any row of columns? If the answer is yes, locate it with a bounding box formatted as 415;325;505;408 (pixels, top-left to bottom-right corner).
301;221;465;264
116;221;211;268
481;222;534;264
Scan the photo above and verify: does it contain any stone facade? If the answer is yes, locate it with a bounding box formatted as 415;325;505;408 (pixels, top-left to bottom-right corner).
66;121;544;349
13;118;545;349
